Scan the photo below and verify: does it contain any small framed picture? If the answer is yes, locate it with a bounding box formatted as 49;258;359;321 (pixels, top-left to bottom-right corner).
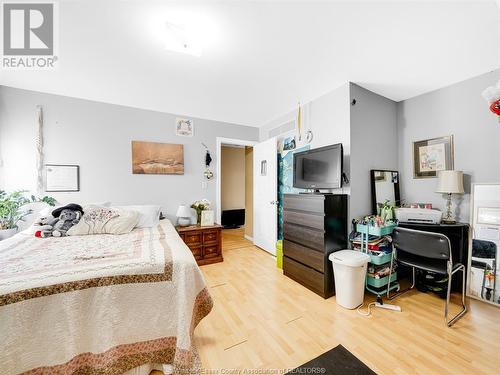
45;164;80;192
413;135;454;179
200;210;215;226
176;118;194;137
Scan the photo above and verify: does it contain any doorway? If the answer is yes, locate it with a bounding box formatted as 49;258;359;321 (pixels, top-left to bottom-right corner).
216;138;256;241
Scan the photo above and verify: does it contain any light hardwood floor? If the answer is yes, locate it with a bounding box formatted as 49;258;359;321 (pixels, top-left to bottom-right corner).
168;229;500;374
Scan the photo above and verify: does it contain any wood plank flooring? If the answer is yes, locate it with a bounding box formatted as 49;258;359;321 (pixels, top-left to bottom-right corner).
164;229;500;374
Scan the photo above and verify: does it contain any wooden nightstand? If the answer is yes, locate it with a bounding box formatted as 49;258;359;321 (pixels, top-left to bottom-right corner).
176;224;223;266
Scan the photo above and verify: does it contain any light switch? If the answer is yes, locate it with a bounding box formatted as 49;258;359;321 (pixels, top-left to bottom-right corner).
202;181;208;190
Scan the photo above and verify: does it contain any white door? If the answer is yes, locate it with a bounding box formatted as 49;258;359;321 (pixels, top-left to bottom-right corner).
253;137;277;255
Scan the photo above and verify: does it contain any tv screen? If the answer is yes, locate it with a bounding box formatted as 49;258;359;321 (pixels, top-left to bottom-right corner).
293;144;343;189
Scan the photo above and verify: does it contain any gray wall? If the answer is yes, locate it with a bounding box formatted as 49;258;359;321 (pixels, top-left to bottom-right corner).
0;86;259;222
397;69;500;222
350;83;398;221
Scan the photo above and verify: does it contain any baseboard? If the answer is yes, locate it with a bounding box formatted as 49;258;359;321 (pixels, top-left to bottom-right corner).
244;234;253;242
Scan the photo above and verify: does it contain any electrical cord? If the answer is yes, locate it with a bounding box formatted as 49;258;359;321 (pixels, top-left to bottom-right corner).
357;302;376;316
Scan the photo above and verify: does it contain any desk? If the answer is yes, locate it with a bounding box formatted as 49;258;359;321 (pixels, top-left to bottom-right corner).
398;222;469;292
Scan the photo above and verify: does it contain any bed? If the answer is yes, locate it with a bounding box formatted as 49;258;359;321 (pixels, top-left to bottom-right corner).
0;219;213;374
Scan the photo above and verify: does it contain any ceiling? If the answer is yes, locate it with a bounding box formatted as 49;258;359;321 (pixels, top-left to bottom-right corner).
1;0;499;127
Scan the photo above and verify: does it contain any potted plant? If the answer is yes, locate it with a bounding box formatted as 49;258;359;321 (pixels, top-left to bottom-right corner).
0;190;56;240
191;199;211;225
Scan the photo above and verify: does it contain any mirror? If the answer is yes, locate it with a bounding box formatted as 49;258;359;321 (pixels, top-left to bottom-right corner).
469;183;500;305
370;170;401;214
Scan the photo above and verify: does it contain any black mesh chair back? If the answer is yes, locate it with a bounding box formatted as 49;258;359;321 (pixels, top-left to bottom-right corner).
390;226;467;327
393;227;451;261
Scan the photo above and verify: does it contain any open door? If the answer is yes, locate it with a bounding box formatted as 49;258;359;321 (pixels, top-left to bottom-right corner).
253;137;277;255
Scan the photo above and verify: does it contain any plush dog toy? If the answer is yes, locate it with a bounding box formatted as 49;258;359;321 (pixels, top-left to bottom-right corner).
36;204;84;237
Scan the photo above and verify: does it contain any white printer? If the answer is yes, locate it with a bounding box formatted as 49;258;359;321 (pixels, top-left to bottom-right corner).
395;208;443;224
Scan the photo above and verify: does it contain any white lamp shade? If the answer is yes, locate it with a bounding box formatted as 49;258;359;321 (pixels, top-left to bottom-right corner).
176;205;192;218
436;170;464;194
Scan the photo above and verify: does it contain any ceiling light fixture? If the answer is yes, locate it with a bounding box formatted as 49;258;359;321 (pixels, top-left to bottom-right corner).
164;20;202;57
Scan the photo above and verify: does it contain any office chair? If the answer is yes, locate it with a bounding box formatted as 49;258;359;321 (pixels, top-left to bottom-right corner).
390;227;467;327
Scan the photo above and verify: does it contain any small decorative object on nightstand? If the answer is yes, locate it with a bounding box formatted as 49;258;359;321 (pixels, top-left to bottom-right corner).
436;170;464;224
176;205;192;227
176;224;223;266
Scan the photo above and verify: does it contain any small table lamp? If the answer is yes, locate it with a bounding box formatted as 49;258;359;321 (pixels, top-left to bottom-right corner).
176;205;192;227
436;170;464;224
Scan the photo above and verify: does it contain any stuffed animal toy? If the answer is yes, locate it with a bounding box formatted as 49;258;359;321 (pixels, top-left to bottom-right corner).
39;204;84;237
33;215;58;238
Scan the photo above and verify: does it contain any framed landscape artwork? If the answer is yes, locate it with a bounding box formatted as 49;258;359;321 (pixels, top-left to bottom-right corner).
131;141;184;175
413;135;454;178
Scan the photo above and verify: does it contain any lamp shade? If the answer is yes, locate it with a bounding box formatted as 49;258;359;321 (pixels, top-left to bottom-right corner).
436;170;464;194
176;205;192;218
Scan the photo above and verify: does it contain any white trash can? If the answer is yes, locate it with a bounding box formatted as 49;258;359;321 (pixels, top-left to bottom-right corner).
329;250;370;309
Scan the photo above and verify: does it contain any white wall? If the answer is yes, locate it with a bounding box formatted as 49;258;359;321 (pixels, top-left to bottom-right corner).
397;69;500;222
260;82;351;191
259;82;399;224
350;83;398;221
0;86;259;222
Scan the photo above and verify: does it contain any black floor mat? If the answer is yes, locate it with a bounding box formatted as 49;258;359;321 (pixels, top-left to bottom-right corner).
287;345;376;374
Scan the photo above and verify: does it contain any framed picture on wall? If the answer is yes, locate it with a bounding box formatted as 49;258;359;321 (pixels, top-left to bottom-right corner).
45;164;80;192
175;118;194;137
413;135;454;179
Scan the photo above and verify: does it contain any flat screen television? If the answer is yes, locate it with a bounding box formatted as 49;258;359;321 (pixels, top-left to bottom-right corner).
221;209;245;229
293;143;343;189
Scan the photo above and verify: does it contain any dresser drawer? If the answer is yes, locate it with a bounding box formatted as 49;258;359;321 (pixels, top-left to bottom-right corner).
203;230;219;244
283;195;324;213
283;222;324;251
284;240;324;272
283;210;324;230
283;256;324;296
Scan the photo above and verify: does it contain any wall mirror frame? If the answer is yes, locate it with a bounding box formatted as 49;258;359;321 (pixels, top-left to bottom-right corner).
370;169;401;214
468;182;500;307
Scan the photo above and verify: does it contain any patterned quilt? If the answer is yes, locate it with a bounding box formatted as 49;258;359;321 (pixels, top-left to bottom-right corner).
0;220;213;374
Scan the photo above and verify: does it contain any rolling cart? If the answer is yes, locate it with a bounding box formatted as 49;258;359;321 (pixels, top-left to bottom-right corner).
355;223;400;302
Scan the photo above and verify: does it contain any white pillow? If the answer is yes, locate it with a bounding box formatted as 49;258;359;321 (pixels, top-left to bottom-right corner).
114;205;161;228
17;202;51;231
83;201;111;207
67;206;139;236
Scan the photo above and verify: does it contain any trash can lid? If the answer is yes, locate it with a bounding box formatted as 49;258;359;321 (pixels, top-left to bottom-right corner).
329;250;370;267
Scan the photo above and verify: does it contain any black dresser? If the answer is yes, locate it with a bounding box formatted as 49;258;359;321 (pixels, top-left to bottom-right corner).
283;194;348;298
398;222;469;292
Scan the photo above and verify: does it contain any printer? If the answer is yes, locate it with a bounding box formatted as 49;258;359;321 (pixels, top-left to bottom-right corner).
395;208;443;224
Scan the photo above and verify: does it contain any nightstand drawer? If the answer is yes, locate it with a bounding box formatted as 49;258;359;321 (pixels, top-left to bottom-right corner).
184;232;202;246
189;245;203;260
204;244;219;258
203;230;218;244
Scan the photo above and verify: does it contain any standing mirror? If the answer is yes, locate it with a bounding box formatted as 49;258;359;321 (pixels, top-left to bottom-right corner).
469;183;500;306
370;170;401;214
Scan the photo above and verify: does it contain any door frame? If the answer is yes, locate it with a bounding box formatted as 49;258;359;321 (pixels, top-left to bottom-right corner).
216;137;257;225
